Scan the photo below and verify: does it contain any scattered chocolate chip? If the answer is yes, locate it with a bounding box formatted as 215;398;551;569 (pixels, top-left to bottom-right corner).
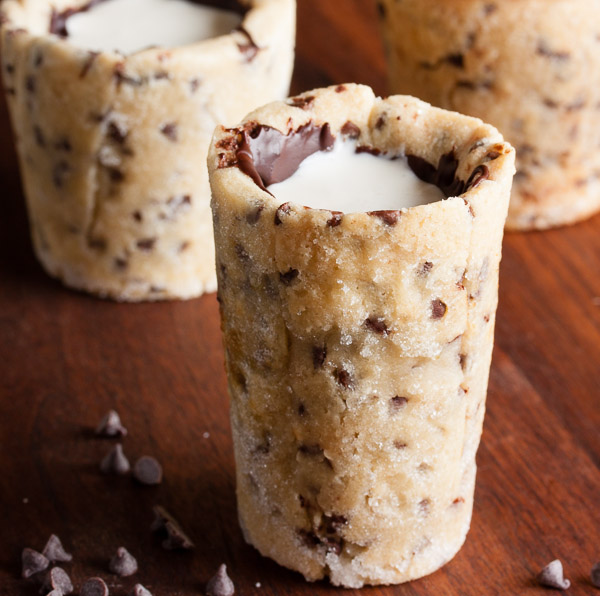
335;84;347;93
375;114;386;129
334;368;354;389
159;515;195;551
80;577;109;596
459;353;467;371
80;51;99;78
114;63;145;87
418;261;433;276
234;243;249;261
206;564;235;596
390;396;408;411
356;145;381;156
133;456;162;485
394;440;408;449
95;410;127;438
340;121;360;138
466;165;489;190
368;210;400;225
114;258;128;271
100;444;130;475
365;317;390;336
160;122;178;141
107;121;128;145
537;559;570;590
288;95;315;110
41;567;73;595
106;167;125;183
298;403;306;416
418;499;431;515
279;268;299;285
537;41;570;61
274;202;291;225
246;203;264;224
431;299;447;319
109;547;137;577
21;548;49;579
312;345;327;369
128;584;152;596
298;443;323;456
452;497;465;506
591;562;600;588
236;26;259;62
132;211;142;223
136;238;156;252
327;212;343;227
42;535;72;563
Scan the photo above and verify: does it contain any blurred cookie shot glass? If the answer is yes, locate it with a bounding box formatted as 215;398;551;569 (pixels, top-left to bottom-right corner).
0;0;295;300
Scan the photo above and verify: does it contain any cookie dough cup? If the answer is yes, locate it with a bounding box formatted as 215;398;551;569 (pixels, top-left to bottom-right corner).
209;84;515;587
0;0;295;300
379;0;600;230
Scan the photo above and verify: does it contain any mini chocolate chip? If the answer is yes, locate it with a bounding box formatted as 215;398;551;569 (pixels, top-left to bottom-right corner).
234;243;249;261
5;63;15;74
95;409;127;438
114;258;128;271
537;560;570;590
88;237;107;252
179;241;191;253
327;212;343;227
394;440;407;449
357;145;381;156
459;353;467;371
100;444;130;475
154;71;170;80
365;317;389;336
298;403;306;416
591;562;600;588
485;150;501;161
236;26;259;61
80;51;99;78
33;125;46;147
368;210;400;225
107;167;125;183
129;584;152;596
246;204;264;224
21;548;49;579
279;268;299;285
466;165;489;190
274;202;291;225
431;299;447;319
80;577;109;596
298;443;323;456
313;345;327;368
340;121;360;138
375;114;386;129
390;396;408;411
335;84;347;93
41;567;73;594
53;137;72;152
114;63;145;87
206;564;235;596
483;3;497;14
334;368;354;389
418;499;431;515
132;211;142;222
537;41;570;61
136;238;156;252
53;160;70;188
109;547;137;577
107;121;128;145
289;95;315;110
160;122;178;141
189;78;201;93
132;456;162;485
25;75;35;93
42;534;72;563
162;519;195;550
418;261;433;276
452;497;465;506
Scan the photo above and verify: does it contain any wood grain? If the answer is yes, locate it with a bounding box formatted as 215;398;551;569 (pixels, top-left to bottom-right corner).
1;1;599;594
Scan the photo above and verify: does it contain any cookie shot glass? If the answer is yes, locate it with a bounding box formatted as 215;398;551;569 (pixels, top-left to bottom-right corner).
379;0;600;230
209;84;515;586
0;0;295;300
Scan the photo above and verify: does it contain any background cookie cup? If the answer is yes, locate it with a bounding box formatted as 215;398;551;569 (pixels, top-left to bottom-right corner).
378;0;600;231
0;0;295;300
209;84;515;587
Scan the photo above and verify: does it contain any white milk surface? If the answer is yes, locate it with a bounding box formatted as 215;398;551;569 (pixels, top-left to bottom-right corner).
65;0;242;54
268;141;445;213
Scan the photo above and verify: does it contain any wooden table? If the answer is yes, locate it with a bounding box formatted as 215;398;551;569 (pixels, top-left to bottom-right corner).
1;1;599;594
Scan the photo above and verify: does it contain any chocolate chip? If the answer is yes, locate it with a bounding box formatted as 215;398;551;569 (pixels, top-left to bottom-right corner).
236;26;259;62
42;535;72;563
152;506;195;550
431;299;447;319
128;584;152;596
274;202;291;225
136;238;156;252
288;95;315;110
312;345;327;369
537;560;570;590
356;145;381;156
537;41;570;61
334;368;354;389
33;125;46;148
368;210;401;225
298;443;323;456
21;548;49;579
390;396;408;411
41;567;73;594
160;122;178;141
109;547;137;577
340;121;360;139
88;237;107;252
459;353;467;371
279;268;299;285
80;577;109;596
114;258;128;271
298;403;306;416
591;562;600;588
327;212;343;227
246;204;264;224
466;165;489;190
114;63;145;87
133;456;162;485
365;317;389;336
80;51;99;78
189;78;201;93
418;499;431;516
375;114;386;129
234;243;249;261
452;497;465;506
25;75;35;93
483;3;497;14
132;211;142;223
54;137;72;152
53;160;70;188
95;410;127;438
335;84;347;93
206;564;235;596
106;167;125;183
100;444;130;475
107;121;128;145
394;440;407;449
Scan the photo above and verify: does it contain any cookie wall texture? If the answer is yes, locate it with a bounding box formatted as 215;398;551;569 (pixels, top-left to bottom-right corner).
0;0;295;300
379;0;600;230
209;84;515;586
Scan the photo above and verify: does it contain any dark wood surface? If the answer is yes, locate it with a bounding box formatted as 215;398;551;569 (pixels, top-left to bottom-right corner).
1;1;599;594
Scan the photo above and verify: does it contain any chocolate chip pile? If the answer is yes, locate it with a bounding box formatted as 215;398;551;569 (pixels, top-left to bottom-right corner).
17;410;234;595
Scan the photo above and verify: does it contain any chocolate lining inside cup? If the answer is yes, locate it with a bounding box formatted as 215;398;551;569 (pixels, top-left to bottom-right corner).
224;122;490;200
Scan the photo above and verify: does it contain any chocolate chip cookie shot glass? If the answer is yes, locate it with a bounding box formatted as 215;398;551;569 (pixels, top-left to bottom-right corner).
0;0;295;300
209;84;515;587
379;0;600;230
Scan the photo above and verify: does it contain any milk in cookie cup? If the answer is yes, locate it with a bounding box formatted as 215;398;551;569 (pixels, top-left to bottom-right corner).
0;0;295;300
209;84;515;587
